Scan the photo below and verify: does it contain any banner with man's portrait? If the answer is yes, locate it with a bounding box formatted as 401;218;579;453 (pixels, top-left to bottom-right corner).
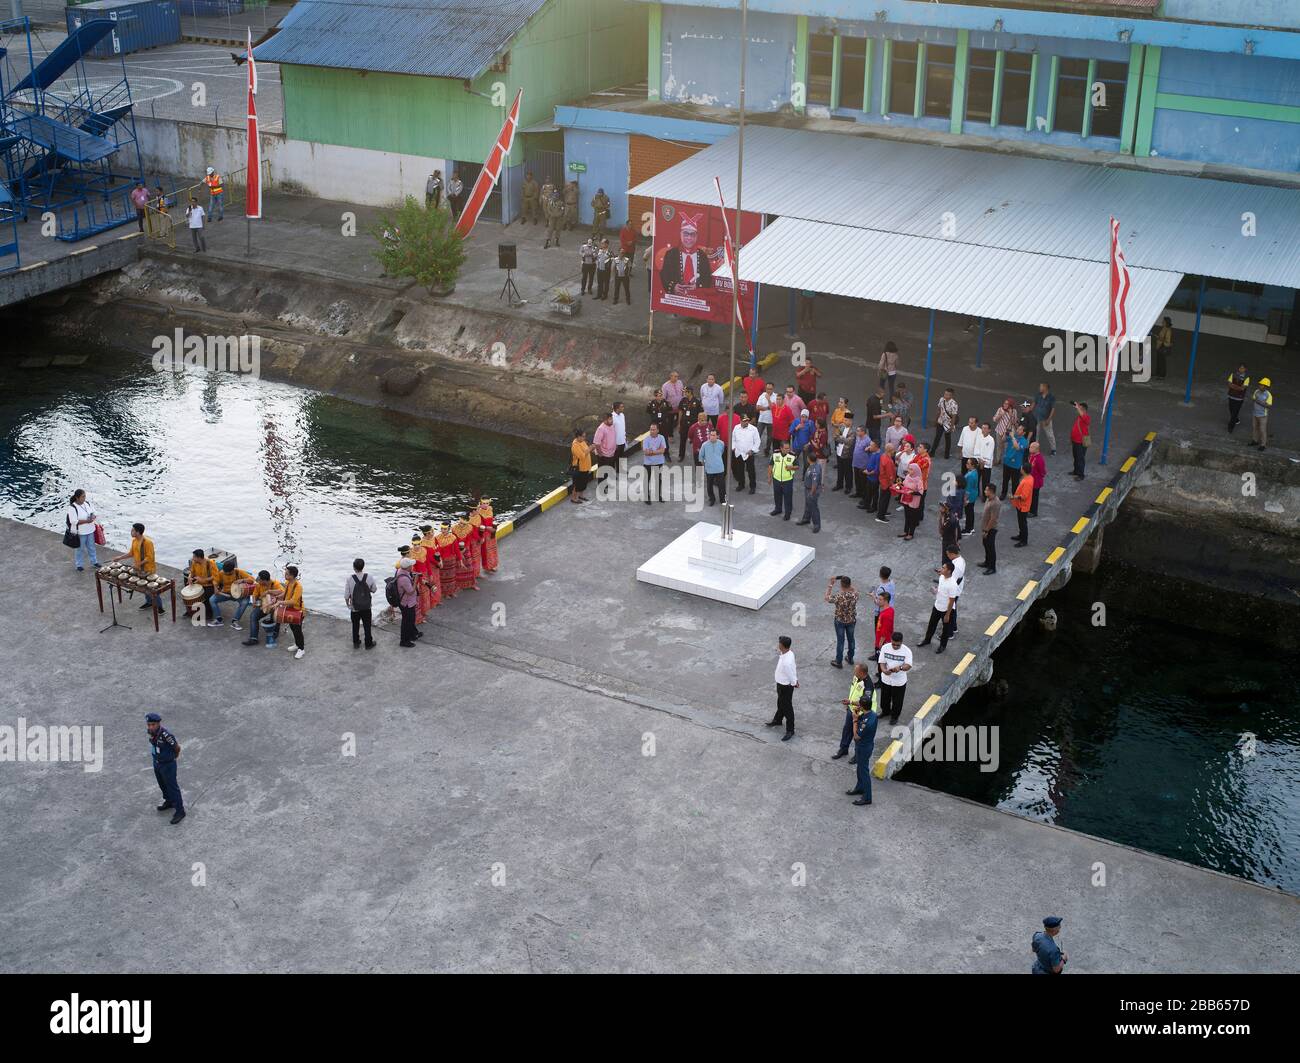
650;198;763;324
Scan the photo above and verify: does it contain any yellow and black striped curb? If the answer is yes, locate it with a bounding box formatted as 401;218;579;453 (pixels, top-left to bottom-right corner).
872;430;1160;780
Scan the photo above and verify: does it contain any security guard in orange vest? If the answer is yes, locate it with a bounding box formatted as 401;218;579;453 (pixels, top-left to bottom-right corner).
204;166;224;222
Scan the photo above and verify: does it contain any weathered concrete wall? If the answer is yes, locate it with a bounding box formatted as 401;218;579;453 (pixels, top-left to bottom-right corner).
134;116;443;208
24;251;709;442
0;232;142;310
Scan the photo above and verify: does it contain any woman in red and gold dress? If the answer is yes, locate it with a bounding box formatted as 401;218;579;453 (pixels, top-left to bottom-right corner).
419;524;442;612
466;511;485;584
435;524;460;600
407;533;433;624
477;498;499;572
453;518;479;592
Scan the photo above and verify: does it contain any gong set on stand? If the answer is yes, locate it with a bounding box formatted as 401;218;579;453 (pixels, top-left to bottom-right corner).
95;563;177;634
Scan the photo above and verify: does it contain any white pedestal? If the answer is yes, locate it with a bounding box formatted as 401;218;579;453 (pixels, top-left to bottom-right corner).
636;522;815;610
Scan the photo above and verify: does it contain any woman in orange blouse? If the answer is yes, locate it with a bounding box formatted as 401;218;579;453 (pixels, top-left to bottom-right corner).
570;428;593;503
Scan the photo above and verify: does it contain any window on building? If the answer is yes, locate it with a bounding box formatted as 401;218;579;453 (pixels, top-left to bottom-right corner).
1055;57;1089;134
809;33;835;106
924;44;955;118
890;41;919;116
840;36;866;111
1090;59;1128;138
966;48;998;123
999;51;1033;129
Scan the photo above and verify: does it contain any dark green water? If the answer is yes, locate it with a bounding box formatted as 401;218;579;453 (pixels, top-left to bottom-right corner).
899;561;1300;895
0;346;565;616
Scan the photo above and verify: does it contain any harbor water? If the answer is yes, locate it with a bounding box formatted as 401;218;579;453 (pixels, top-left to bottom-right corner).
0;346;566;617
898;560;1300;895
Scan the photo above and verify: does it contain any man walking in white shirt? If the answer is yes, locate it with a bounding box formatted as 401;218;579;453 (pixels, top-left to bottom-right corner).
920;562;960;654
611;402;627;465
766;636;798;741
730;412;761;494
957;416;980;481
185;197;207;252
876;630;912;725
973;422;996;498
699;374;725;427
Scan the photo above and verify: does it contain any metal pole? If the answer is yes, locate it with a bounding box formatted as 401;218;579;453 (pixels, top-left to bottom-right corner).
975;317;985;368
246;215;251;257
1184;275;1206;405
723;0;748;537
1100;384;1115;465
921;307;935;431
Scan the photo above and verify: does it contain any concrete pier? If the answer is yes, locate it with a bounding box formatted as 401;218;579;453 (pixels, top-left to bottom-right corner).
1;516;1295;973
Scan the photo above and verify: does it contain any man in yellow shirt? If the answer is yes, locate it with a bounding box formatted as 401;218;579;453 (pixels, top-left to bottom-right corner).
111;522;158;610
272;565;306;659
209;558;254;628
240;571;284;646
187;549;220;622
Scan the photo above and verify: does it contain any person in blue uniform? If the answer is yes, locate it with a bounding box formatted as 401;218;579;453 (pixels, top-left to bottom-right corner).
1031;916;1067;974
146;712;185;825
844;663;878;806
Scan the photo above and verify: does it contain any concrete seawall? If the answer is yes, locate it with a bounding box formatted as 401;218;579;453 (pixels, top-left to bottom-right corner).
27;251;707;442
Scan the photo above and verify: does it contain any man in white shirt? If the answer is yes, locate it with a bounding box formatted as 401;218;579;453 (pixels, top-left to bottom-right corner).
611;402;627;464
957;416;980;480
766;636;798;741
973;422;996;497
730;413;761;494
185;197;206;252
699;374;724;426
756;383;775;455
876;630;912;725
944;545;965;635
920;562;960;654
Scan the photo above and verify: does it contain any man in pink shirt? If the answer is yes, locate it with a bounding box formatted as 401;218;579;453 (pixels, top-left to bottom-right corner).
661;370;684;413
784;385;806;421
591;411;618;475
130;181;151;232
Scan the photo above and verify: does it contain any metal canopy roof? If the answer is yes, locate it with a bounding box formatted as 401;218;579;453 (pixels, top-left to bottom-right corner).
254;0;545;80
629;126;1300;290
739;217;1183;340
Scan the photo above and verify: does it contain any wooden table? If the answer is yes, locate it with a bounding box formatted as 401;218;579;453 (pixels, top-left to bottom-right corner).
95;570;176;632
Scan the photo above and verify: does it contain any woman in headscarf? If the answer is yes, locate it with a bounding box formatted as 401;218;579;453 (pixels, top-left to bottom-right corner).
898;462;925;541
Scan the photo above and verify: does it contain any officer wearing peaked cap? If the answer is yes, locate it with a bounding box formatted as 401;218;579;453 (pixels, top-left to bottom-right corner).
1031;916;1067;974
146;712;186;825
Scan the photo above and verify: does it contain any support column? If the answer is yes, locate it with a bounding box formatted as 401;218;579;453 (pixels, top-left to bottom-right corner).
794;15;809;114
921;308;936;429
1184;275;1206;404
950;29;969;135
1134;45;1162;157
1119;43;1144;154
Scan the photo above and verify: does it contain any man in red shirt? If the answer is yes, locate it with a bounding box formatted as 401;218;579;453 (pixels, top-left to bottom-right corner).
874;591;895;651
875;444;896;523
795;358;822;405
619;220;636;257
808;390;830;430
741;365;766;408
770;396;795;449
687;411;711;465
1069;400;1091;479
717;405;741;448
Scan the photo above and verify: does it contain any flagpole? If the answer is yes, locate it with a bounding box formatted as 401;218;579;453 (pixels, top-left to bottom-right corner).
723;0;747;528
1100;387;1114;465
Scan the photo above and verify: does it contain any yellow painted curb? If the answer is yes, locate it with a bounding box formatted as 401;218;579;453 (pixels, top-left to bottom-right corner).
873;739;903;779
914;694;941;722
1144;431;1157;442
1120;456;1136;473
17;261;48;272
1045;546;1065;564
952;652;975;676
69;245;98;255
1094;487;1112;504
494;520;514;540
985;614;1008;637
1017;579;1038;601
537;486;569;512
1071;516;1090;535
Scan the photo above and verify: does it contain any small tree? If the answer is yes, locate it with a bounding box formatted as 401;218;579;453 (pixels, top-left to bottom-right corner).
371;196;467;289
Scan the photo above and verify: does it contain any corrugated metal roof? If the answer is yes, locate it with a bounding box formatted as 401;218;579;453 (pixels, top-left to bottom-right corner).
631;126;1300;288
738;217;1182;340
254;0;546;80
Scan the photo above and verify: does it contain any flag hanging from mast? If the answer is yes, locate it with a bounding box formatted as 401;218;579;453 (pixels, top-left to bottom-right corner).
1102;215;1130;416
713;176;753;360
456;88;522;239
245;27;261;219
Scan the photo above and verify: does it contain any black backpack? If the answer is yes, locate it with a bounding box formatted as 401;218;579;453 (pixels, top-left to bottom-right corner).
351;573;373;611
383;575;400;607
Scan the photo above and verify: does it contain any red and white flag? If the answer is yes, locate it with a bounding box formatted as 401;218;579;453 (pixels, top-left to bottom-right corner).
1102;215;1130;415
713;176;753;357
455;88;522;239
245;27;261;219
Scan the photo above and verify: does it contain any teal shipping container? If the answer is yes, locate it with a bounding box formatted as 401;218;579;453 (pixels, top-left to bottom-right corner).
66;0;182;58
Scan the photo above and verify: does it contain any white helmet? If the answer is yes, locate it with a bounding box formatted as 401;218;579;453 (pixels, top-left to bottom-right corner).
206;166;214;175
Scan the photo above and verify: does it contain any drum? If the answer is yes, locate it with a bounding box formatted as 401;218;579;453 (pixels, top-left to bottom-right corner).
180;584;205;603
260;592;282;612
273;604;304;626
230;579;253;599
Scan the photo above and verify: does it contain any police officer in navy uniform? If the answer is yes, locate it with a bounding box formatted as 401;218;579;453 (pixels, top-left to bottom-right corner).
146;712;186;825
1031;916;1067;974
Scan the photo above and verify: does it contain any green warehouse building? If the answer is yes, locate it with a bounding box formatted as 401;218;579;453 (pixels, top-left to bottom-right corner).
257;0;646;220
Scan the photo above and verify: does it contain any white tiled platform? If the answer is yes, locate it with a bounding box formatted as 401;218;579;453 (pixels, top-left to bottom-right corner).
636;522;815;609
